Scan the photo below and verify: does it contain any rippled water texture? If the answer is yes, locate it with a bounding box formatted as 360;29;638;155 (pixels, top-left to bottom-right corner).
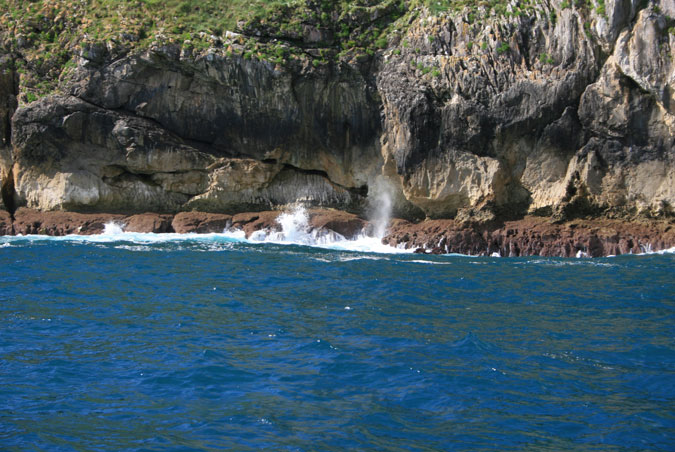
1;237;674;451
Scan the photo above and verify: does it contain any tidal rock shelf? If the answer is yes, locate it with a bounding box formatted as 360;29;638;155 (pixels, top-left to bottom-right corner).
1;208;672;258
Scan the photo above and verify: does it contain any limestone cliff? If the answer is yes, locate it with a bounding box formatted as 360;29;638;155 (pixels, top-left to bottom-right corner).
1;0;673;223
378;0;674;221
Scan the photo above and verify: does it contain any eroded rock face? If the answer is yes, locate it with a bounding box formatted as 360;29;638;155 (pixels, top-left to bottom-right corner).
11;96;214;212
68;46;382;191
7;46;383;215
4;2;674;223
571;4;675;218
377;1;674;220
377;5;600;218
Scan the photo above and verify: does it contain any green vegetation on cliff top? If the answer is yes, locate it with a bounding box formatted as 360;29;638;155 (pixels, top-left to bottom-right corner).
1;0;457;50
1;0;528;58
1;0;573;101
0;0;409;99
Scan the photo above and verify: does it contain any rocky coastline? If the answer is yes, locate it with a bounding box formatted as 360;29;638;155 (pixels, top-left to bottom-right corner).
1;207;672;258
1;1;673;257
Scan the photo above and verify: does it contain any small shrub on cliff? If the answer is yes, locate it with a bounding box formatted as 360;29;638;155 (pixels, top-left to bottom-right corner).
595;0;606;16
539;52;554;64
496;42;510;54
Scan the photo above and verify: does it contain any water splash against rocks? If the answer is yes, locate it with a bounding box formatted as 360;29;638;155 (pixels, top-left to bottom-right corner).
244;204;406;253
250;206;346;245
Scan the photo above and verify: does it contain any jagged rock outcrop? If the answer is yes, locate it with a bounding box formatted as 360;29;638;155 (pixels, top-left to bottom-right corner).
378;2;599;218
1;0;673;227
570;4;675;218
378;0;674;220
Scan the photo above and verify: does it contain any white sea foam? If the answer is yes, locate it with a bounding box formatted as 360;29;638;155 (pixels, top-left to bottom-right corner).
103;222;125;235
636;244;675;255
244;205;410;254
408;260;453;265
0;224;246;246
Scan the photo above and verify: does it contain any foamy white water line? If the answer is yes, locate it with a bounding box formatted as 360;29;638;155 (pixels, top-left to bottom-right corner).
1;206;673;257
0;230;410;254
0;208;412;254
1;231;673;257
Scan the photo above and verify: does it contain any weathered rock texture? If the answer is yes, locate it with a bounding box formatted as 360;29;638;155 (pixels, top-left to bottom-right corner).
8;46;380;215
378;0;674;221
171;211;233;234
1;1;673;241
384;216;675;257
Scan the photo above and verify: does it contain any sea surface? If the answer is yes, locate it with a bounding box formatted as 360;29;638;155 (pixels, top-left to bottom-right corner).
1;226;674;451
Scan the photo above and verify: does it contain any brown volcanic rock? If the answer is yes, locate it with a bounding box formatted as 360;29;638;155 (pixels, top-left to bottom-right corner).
4;206;673;259
123;213;174;233
307;209;366;239
12;208;125;236
384;216;675;257
171;212;232;234
487;218;675;257
0;209;12;235
231;211;282;237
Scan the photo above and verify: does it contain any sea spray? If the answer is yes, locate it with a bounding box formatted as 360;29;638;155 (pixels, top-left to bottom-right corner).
252;205;348;246
275;206;312;243
102;222;125;235
367;176;395;239
245;204;408;253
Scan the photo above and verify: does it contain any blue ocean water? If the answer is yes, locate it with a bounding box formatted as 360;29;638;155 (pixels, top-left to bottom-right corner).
1;233;674;451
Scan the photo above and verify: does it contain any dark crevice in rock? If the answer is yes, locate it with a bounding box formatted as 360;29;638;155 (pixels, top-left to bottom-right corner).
2;111;9;147
103;168;161;188
1;169;16;221
0;54;17;223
